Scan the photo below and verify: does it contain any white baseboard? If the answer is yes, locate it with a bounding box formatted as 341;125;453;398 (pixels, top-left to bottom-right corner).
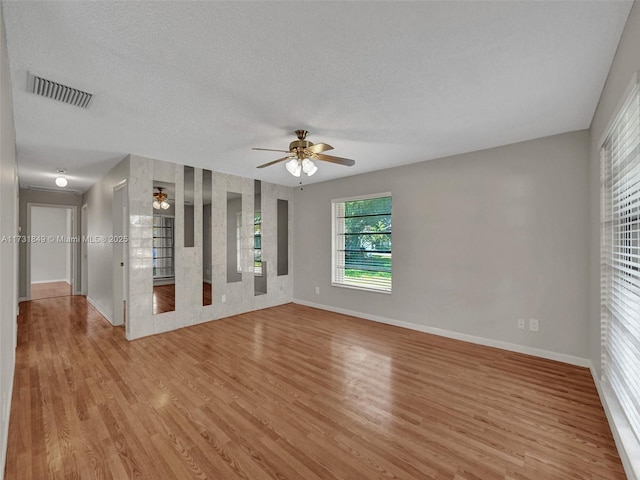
86;296;113;324
293;299;591;368
590;365;639;480
30;279;69;284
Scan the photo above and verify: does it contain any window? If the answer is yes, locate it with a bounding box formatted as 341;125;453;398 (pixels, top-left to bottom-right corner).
332;193;392;292
601;77;640;443
254;211;262;275
152;214;174;278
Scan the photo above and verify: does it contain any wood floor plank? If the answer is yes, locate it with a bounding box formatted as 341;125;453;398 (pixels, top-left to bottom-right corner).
5;299;626;479
30;281;71;300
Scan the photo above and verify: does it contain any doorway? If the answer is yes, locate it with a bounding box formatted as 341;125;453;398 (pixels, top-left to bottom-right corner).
27;204;78;300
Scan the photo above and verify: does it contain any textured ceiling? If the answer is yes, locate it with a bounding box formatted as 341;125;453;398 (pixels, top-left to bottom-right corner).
2;1;633;191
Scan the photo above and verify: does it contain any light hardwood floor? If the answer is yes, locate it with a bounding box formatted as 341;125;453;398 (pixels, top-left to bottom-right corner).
6;298;624;479
30;281;71;300
152;284;176;314
152;284;212;314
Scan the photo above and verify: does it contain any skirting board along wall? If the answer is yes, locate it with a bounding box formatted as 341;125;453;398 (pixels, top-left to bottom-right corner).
30;279;69;284
294;299;591;367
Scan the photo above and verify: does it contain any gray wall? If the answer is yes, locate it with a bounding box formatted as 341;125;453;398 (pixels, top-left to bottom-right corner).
277;199;289;276
184;204;194;248
18;188;83;298
587;3;640;478
203;203;212;282
0;3;18;475
82;156;130;322
226;196;242;283
294;130;590;360
30;206;70;283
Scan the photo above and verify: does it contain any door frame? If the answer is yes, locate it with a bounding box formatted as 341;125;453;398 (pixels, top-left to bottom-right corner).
26;203;79;300
112;180;129;331
81;203;88;295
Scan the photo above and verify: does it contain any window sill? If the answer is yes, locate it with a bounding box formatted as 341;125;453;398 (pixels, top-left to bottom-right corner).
599;380;640;480
331;282;392;295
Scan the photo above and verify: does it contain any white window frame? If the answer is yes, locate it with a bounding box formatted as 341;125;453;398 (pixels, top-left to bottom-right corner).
254;211;262;276
331;192;392;294
600;72;640;478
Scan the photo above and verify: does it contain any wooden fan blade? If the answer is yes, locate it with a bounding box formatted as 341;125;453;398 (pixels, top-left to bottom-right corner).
252;148;292;153
257;156;293;168
305;143;333;154
314;153;356;167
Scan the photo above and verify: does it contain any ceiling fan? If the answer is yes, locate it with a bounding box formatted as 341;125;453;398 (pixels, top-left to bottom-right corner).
152;187;171;210
253;130;355;177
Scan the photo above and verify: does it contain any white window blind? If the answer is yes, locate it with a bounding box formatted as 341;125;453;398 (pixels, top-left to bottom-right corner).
601;78;640;444
332;193;392;293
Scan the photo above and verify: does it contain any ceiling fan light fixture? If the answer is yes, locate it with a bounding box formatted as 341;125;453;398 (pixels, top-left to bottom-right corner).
302;158;318;176
153;187;171;210
254;130;355;175
285;158;301;177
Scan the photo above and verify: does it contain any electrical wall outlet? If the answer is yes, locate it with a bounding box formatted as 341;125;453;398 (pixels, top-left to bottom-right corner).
517;319;525;330
529;318;539;332
221;294;226;303
315;286;320;295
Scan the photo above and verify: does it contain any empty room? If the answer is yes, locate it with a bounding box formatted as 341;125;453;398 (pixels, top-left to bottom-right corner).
1;1;639;479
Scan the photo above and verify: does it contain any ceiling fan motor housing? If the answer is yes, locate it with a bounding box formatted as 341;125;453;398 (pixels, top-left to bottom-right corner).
289;139;313;152
290;129;312;156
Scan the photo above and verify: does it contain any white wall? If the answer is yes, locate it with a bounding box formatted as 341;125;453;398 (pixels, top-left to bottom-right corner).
588;3;640;479
294;130;590;362
30;206;69;283
82;156;130;323
0;4;19;477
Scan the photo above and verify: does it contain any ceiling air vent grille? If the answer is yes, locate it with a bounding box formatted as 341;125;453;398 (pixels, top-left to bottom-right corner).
28;73;93;108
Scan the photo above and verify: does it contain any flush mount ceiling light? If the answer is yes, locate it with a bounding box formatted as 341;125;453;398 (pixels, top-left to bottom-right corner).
253;130;355;177
153;187;170;210
55;169;67;187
